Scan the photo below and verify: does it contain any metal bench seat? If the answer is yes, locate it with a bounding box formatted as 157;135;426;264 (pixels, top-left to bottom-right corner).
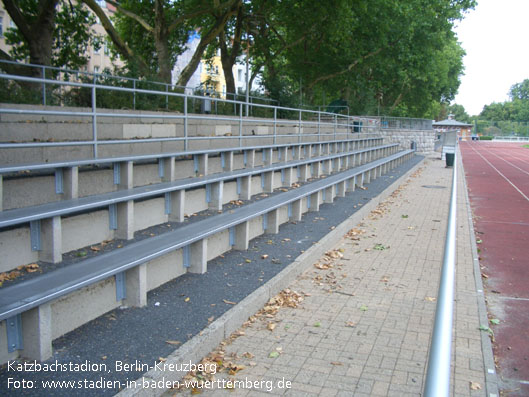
0;144;397;229
0;149;413;322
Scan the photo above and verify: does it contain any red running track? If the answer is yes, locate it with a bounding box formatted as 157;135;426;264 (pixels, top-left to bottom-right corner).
461;141;529;396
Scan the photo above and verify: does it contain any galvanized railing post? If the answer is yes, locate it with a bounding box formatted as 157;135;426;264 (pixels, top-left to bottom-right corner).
334;114;337;141
184;93;188;151
273;107;277;145
298;110;302;143
239;103;243;147
91;79;98;159
133;80;136;110
424;149;458;397
41;66;46;106
318;111;321;141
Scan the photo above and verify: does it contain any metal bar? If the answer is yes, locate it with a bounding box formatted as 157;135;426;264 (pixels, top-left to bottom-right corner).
133;80;136;110
423;149;458;397
239;103;243;147
274;107;277;145
91;81;98;159
55;168;64;194
115;272;126;301
164;192;171;214
6;314;23;352
113;163;121;185
183;245;190;268
30;220;41;251
229;227;235;246
109;204;117;230
184;93;188;151
42;66;46;106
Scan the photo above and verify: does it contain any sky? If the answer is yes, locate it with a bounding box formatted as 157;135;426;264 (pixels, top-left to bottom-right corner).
453;0;529;116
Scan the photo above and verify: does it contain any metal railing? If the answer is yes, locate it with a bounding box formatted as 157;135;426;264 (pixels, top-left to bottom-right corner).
380;116;432;131
0;73;382;161
492;136;529;142
0;59;280;110
423;147;458;396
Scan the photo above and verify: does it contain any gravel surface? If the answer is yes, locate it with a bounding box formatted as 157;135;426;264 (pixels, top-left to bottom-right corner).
0;154;423;396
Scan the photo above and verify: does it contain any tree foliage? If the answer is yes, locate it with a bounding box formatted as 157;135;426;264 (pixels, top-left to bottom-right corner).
478;79;529;123
3;0;476;118
1;0;100;72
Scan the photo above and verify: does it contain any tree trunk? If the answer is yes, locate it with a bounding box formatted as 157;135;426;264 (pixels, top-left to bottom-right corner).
219;3;243;95
154;0;172;83
177;3;237;87
2;0;59;76
82;0;150;76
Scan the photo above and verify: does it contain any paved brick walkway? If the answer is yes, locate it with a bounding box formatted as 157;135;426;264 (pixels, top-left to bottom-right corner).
168;155;496;396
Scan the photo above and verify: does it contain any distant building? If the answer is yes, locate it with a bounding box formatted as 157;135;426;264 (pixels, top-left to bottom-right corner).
433;114;473;141
172;32;262;98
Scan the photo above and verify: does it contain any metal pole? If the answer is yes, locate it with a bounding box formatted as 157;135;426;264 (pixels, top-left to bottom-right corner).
298;110;302;143
239;103;243;147
245;49;250;117
318;111;321;141
42;66;46;106
423;149;458;397
133;80;136;110
273;107;277;145
91;82;98;158
334;114;337;141
184;93;188;151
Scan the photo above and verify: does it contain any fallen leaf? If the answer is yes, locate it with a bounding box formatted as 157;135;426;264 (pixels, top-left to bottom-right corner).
267;323;276;331
330;362;343;366
158;357;167;362
345;321;356;327
269;351;280;358
425;296;436;302
490;318;500;325
223;299;237;305
261;254;269;259
184;297;190;303
242;352;254;359
165;340;181;345
360;305;368;312
313;321;322;327
470;381;481;390
25;263;40;273
90;246;101;252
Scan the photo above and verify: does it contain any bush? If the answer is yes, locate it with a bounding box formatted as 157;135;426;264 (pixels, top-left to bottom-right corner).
479;136;493;140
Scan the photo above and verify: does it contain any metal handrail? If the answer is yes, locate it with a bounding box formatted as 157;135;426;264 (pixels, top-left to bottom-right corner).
0;73;382;161
423;147;458;396
0;59;279;107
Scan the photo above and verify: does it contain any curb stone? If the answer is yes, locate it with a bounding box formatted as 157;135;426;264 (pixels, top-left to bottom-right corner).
458;147;499;397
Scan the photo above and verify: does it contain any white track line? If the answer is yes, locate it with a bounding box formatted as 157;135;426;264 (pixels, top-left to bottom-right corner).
479;146;529;176
466;143;529;203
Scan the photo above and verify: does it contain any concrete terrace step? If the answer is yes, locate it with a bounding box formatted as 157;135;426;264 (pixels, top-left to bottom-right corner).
0;144;397;228
0;139;391;272
0;149;413;365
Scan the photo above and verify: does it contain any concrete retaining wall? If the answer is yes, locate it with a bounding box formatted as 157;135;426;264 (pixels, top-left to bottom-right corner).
383;129;435;152
0;103;356;164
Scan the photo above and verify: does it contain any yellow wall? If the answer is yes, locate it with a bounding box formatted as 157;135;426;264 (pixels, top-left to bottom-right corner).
200;55;226;97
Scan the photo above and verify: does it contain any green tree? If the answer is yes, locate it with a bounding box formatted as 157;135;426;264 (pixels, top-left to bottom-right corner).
83;0;239;84
1;0;100;75
509;79;529;101
249;0;474;117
